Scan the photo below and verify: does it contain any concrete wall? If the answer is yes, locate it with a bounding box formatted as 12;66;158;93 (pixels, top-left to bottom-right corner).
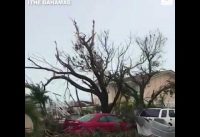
93;71;175;107
93;83;128;105
25;114;34;133
144;71;175;107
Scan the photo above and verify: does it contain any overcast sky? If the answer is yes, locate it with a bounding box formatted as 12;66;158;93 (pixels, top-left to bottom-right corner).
25;0;175;102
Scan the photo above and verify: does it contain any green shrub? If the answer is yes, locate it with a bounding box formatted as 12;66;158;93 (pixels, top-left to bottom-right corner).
113;101;136;123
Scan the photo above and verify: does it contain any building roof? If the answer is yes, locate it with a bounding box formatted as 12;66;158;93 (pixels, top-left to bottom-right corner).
124;70;175;83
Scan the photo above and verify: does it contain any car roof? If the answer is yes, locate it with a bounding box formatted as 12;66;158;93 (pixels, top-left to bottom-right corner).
93;113;115;116
80;113;116;121
146;108;161;109
145;108;175;110
84;113;116;118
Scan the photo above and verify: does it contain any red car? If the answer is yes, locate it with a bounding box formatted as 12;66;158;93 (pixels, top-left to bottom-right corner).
63;113;136;135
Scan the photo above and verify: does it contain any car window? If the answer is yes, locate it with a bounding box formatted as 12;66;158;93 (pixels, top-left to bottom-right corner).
99;116;108;122
106;116;122;122
140;109;160;117
161;110;167;117
140;110;147;117
78;114;95;122
169;110;175;117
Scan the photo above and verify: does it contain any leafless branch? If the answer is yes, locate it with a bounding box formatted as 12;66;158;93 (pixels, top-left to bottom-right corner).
43;75;101;96
147;80;175;106
26;58;70;75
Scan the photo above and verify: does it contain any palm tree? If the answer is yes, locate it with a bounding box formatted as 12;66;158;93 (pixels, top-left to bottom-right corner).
25;83;50;116
25;96;45;137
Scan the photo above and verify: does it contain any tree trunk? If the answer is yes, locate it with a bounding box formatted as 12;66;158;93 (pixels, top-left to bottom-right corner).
110;94;122;115
99;93;109;113
101;101;109;113
118;95;122;107
138;99;145;108
125;96;129;106
138;87;145;108
91;93;94;105
40;103;46;116
108;89;121;113
75;88;83;115
147;100;154;107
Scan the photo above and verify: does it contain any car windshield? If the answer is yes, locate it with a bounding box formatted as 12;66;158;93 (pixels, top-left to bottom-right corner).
78;114;95;122
140;109;160;117
106;116;122;122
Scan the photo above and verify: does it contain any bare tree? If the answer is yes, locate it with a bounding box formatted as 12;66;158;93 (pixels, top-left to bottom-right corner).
124;30;174;108
26;20;130;113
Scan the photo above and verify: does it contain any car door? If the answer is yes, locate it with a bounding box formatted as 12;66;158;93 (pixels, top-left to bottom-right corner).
160;109;175;126
97;116;111;132
106;116;121;132
160;109;168;123
168;109;175;126
97;116;120;132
